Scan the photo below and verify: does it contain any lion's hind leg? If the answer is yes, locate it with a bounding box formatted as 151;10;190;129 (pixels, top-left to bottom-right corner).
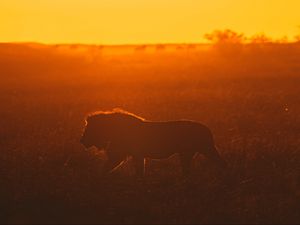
179;152;195;176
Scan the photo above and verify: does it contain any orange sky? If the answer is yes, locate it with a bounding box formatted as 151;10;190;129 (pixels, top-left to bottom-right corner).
1;0;300;44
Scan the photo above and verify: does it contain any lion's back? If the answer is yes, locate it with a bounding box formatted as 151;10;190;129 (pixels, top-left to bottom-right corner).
123;120;214;155
142;120;212;136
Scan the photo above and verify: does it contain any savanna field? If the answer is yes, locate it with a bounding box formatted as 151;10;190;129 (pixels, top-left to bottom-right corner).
0;42;300;224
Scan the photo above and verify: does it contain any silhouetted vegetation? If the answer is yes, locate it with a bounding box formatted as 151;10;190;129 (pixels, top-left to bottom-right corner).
0;42;300;224
204;29;246;44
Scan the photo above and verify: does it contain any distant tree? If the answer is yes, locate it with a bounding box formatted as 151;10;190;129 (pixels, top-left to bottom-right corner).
176;45;184;50
156;44;166;51
187;44;196;49
276;36;289;43
249;33;272;44
135;45;147;52
294;26;300;43
204;29;245;44
204;29;246;55
70;44;79;50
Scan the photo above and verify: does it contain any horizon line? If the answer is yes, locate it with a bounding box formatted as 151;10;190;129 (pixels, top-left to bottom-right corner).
0;41;298;47
0;41;210;46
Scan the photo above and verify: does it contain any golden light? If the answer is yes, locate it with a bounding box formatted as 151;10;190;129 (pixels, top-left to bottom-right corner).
1;0;300;44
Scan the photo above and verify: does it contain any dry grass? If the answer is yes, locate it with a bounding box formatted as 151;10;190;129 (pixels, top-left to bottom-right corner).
0;43;300;224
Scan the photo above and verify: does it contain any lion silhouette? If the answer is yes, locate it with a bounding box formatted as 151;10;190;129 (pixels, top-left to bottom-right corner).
80;109;226;176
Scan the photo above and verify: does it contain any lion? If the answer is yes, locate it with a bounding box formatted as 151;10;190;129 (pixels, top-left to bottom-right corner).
80;109;227;176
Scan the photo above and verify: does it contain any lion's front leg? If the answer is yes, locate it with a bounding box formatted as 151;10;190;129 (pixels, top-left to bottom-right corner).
132;156;145;178
103;152;125;174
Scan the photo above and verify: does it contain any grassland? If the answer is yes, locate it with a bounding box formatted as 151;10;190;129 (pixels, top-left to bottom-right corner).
0;43;300;224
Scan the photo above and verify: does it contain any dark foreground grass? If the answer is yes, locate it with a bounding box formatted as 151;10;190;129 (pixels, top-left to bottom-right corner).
1;82;299;224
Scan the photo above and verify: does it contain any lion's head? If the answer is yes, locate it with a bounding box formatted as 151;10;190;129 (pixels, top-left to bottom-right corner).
80;108;144;150
80;116;109;149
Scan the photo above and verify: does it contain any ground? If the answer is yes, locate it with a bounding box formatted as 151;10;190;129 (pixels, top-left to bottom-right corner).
0;43;299;224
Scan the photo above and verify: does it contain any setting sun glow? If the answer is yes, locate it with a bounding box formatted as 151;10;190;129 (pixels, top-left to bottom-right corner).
1;0;300;44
